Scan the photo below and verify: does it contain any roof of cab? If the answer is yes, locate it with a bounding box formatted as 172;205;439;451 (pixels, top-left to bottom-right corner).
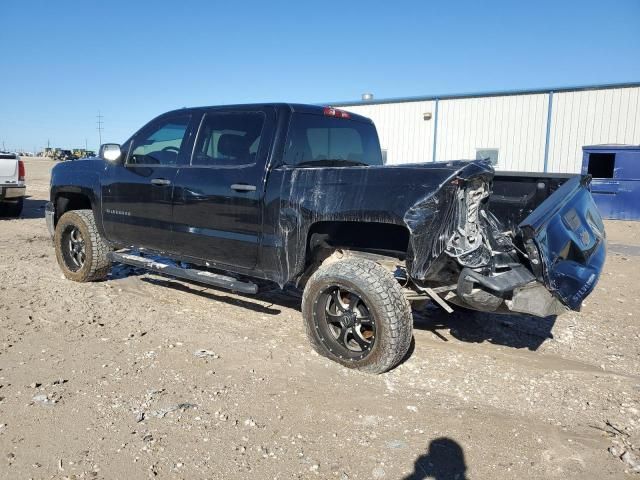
164;103;374;124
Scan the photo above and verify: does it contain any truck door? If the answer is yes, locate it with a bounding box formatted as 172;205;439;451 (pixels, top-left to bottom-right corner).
171;107;275;270
101;113;196;251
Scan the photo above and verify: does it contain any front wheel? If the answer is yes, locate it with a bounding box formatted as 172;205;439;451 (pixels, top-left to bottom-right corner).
302;257;413;374
54;209;111;282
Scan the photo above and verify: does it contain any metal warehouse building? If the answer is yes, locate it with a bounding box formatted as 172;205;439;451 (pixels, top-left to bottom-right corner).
335;82;640;173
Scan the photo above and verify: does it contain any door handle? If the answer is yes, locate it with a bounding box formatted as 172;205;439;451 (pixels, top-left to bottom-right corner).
151;178;171;186
230;184;256;192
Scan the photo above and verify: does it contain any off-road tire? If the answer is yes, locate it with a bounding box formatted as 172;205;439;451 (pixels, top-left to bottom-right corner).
54;209;111;282
302;257;413;374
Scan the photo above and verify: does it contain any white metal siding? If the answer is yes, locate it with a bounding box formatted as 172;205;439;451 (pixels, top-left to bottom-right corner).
339;101;435;165
340;85;640;173
436;94;548;171
547;87;640;173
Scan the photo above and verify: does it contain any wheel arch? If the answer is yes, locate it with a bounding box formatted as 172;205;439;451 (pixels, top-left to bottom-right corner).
52;186;108;240
55;191;92;218
296;220;410;287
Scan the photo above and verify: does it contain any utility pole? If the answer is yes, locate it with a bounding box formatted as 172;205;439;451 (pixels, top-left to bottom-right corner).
97;111;104;146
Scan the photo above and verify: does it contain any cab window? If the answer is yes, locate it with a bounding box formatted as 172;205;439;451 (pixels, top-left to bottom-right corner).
127;115;191;166
192;112;265;166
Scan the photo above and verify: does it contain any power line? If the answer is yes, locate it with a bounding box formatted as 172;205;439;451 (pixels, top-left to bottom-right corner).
97;111;104;146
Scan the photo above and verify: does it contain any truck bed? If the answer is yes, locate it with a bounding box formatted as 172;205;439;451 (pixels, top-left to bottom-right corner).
490;171;573;231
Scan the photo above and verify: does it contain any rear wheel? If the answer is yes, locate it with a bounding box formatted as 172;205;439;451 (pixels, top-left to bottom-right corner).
54;209;111;282
302;257;413;374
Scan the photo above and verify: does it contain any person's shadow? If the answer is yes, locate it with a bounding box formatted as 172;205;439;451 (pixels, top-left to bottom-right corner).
403;437;468;480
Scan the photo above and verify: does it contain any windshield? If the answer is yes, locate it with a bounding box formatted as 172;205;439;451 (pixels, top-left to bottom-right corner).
284;113;383;167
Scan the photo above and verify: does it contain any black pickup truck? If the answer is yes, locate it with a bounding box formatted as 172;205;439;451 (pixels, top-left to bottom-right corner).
46;103;606;373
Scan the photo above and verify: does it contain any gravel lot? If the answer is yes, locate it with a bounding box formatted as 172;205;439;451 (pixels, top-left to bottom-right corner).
1;158;639;479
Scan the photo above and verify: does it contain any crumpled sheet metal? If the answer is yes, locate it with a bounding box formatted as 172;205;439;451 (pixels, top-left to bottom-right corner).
267;159;495;286
404;161;494;280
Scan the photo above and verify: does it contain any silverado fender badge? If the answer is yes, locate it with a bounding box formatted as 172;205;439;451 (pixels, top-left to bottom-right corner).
105;209;131;217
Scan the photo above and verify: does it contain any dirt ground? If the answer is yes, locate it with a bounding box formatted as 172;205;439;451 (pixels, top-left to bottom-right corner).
1;158;639;479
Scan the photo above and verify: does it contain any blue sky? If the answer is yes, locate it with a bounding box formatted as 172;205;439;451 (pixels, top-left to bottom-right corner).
1;0;639;151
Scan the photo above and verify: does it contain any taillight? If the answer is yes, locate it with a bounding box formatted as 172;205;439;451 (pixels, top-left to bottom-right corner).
18;160;25;181
323;107;351;119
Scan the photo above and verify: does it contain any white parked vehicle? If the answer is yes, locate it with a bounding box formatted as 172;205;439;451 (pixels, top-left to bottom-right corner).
0;152;26;217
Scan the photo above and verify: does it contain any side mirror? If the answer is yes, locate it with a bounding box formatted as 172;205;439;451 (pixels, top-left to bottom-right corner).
99;143;122;163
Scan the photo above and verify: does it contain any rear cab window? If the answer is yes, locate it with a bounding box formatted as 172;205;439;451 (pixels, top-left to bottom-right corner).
284;112;383;167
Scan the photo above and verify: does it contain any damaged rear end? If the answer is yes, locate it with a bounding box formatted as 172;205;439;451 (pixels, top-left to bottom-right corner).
405;161;606;318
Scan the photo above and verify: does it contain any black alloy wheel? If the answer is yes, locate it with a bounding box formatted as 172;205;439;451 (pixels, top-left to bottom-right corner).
313;285;376;360
63;225;86;271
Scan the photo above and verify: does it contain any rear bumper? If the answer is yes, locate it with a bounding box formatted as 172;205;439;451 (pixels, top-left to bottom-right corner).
0;185;26;200
45;201;55;239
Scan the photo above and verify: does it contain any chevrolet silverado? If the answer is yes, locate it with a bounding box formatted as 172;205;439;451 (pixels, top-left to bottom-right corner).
46;104;606;373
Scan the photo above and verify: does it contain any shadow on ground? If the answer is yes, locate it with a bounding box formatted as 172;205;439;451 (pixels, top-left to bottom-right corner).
0;198;47;220
413;302;555;351
139;276;301;315
22;198;48;219
403;437;468;480
111;263;555;352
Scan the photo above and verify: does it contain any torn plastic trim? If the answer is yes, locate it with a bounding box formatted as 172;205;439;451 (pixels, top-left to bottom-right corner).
457;266;535;295
450;266;567;317
505;282;568;317
453;265;532;313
